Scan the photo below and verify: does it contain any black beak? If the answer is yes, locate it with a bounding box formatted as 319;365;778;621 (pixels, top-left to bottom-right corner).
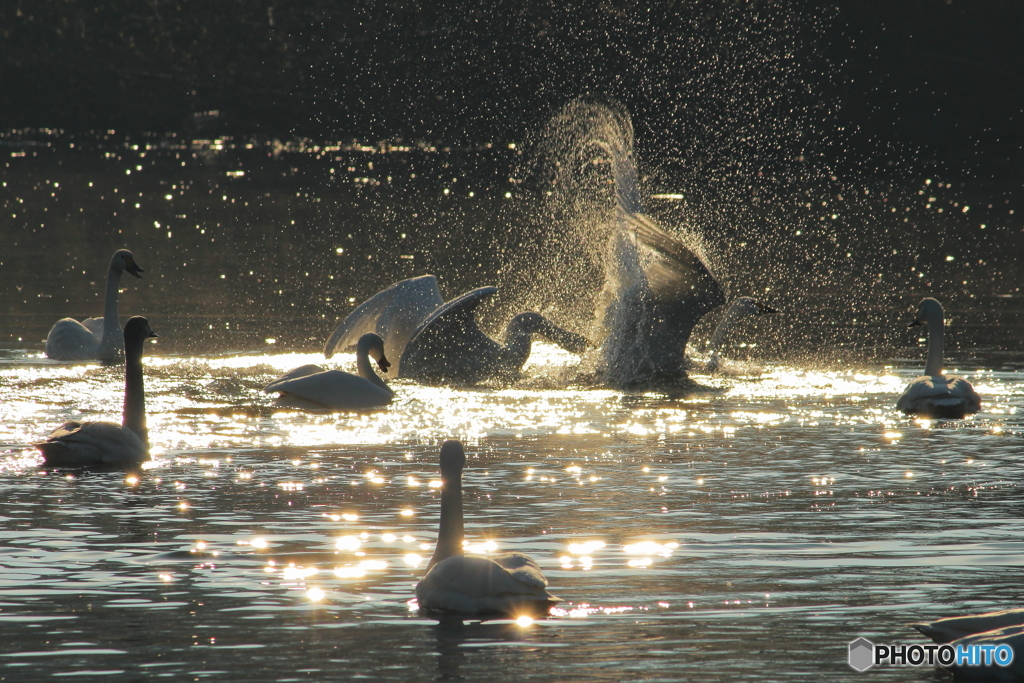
907;319;924;329
756;302;778;314
376;355;391;374
149;331;159;339
126;260;144;279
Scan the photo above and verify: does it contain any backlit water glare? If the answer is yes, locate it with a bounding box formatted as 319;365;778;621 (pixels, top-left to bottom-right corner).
2;134;1024;681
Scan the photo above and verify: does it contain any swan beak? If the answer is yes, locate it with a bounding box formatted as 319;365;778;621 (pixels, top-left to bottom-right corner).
376;355;391;374
148;331;159;339
125;259;144;279
907;319;924;328
756;302;778;314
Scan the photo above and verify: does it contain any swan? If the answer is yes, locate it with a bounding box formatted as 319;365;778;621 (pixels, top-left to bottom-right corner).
264;333;393;410
415;441;560;617
324;275;443;375
45;249;144;361
896;298;981;419
399;287;588;385
911;609;1024;680
34;316;157;466
912;608;1024;644
694;297;777;374
596;212;726;390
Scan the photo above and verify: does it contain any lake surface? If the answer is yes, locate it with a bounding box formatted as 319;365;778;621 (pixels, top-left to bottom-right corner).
1;132;1024;681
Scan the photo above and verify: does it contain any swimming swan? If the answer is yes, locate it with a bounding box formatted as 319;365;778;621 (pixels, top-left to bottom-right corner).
400;287;588;385
323;275;443;375
596;212;726;389
911;609;1024;680
696;297;777;374
415;440;560;617
264;333;393;410
45;249;144;361
35;316;157;466
896;298;981;419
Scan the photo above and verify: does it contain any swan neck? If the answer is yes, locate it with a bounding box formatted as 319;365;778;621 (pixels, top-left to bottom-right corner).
122;335;147;447
924;316;944;377
427;472;464;571
356;342;390;393
707;306;745;353
99;265;123;358
500;315;535;367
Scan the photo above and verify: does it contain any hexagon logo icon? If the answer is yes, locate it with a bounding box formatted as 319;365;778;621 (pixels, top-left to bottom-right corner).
849;637;875;672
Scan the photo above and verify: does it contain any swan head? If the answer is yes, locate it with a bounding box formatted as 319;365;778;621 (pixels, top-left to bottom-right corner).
439;440;466;474
112;250;144;279
909;297;944;329
357;333;391;373
124;317;158;345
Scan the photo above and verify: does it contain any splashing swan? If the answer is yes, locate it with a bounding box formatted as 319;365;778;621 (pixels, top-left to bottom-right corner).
45;249;144;361
896;298;981;418
400;287;587;385
416;441;560;616
264;333;393;410
325;275;587;385
35;316;157;466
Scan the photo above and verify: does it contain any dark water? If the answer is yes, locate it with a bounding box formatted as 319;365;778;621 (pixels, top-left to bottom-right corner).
1;134;1024;681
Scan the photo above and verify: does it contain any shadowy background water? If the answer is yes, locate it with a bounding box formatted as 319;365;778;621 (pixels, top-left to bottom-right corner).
3;1;1024;681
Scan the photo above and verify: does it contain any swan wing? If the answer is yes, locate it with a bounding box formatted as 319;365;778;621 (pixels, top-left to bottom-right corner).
324;275;443;366
400;287;501;381
45;318;101;360
265;369;392;410
34;421;146;466
912;608;1024;644
493;552;549;588
626;212;725;314
415;555;558;616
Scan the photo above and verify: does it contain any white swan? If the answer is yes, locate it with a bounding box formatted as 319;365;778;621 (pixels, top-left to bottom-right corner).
35;316;157;466
896;298;981;419
264;333;393;410
45;249;145;361
694;297;777;374
400;287;587;385
324;275;443;375
415;441;560;617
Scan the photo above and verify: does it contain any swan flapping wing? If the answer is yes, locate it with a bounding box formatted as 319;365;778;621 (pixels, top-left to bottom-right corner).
324;275;443;367
626;212;725;313
400;286;501;379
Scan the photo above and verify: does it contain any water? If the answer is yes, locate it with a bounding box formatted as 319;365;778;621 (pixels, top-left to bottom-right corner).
2;132;1024;681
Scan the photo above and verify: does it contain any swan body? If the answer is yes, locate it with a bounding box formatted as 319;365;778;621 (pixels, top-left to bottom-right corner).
324;275;443;375
415;441;560;617
400;287;587;385
35;316;157;466
265;333;393;410
896;298;981;418
596;212;725;390
45;249;144;361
